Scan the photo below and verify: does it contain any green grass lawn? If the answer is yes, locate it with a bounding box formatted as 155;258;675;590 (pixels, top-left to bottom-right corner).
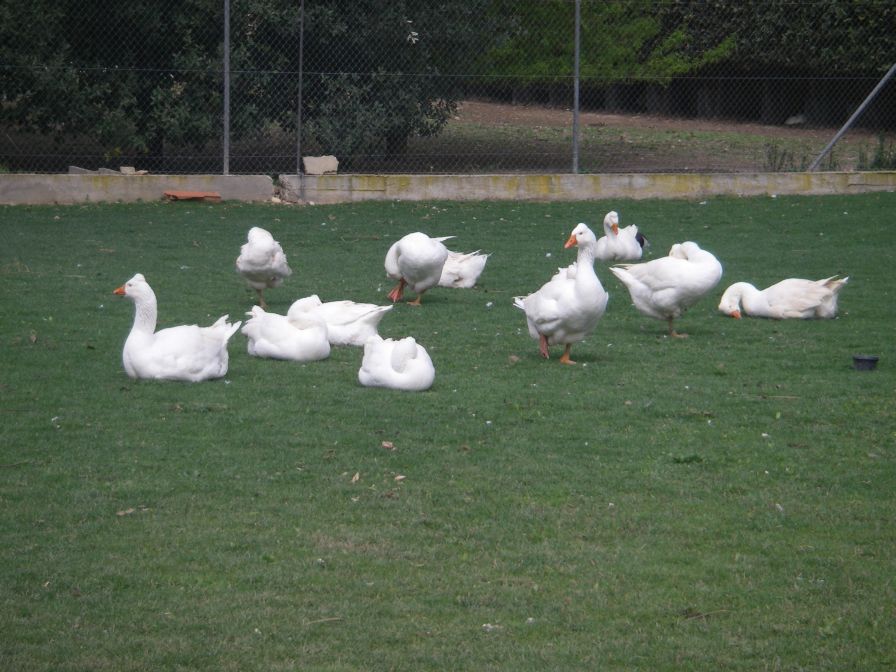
1;194;894;671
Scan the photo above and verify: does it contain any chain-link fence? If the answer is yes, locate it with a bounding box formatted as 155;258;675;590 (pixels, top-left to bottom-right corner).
2;1;895;176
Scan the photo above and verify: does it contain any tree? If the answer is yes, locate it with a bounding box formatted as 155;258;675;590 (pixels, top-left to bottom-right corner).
476;0;734;102
653;1;896;125
0;0;500;170
298;1;499;163
655;0;896;76
1;0;224;168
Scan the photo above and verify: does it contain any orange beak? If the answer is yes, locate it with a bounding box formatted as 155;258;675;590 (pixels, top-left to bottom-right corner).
113;285;126;295
564;233;577;249
730;310;742;319
611;223;619;235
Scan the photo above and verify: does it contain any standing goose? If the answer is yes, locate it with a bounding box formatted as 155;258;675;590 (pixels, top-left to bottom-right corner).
114;273;241;382
718;276;848;319
610;241;722;338
236;226;292;308
595;211;648;262
513;223;609;364
384;232;452;305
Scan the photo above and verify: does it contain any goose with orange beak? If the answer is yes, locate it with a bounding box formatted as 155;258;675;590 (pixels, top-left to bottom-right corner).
513;223;609;364
718;276;848;319
595;210;648;262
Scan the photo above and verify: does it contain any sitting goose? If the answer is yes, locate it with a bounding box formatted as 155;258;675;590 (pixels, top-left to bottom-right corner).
114;273;240;382
718;276;848;319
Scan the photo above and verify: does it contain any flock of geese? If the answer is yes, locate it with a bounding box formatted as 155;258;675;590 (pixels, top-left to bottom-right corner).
114;211;848;389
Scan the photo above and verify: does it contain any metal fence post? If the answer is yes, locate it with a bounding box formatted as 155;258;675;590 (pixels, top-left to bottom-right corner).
223;0;231;175
572;0;580;174
808;62;896;171
296;0;305;198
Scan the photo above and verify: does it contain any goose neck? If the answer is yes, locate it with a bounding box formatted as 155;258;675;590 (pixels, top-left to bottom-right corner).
131;294;158;334
575;244;598;274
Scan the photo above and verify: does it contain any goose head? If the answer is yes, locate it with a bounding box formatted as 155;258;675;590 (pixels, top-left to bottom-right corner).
603;211;620;236
390;337;420;372
565;223;598;250
113;273;153;301
287;295;323;320
718;283;748;319
246;226;274;244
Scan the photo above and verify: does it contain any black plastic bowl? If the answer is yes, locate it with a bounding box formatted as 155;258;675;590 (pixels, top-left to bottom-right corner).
852;355;880;371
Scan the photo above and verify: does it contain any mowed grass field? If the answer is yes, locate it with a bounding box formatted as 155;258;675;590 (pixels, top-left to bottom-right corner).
1;193;894;671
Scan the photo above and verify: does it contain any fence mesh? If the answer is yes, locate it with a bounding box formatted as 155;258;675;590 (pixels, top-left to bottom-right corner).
2;0;895;175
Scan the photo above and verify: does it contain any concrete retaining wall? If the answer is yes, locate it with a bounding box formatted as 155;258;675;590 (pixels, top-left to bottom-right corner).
284;171;896;204
0;174;273;205
1;171;894;206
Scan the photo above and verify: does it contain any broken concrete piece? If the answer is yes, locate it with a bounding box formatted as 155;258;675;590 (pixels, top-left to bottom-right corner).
164;190;222;202
302;155;338;175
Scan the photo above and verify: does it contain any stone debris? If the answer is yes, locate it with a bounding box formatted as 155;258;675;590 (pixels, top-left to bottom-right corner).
302;155;339;175
68;165;148;175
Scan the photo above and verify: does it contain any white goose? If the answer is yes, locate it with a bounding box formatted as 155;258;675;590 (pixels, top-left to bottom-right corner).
358;335;435;391
236;226;292;308
595;211;648;262
384;232;452;305
438;250;490;288
718;276;848;319
610;241;722;338
241;300;330;362
287;295;392;347
513;223;609;364
114;273;241;382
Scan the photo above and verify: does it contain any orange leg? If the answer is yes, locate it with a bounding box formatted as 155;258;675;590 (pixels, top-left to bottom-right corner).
256;288;268;309
558;344;576;365
538;334;550;359
387;278;406;303
668;317;688;338
407;290;424;307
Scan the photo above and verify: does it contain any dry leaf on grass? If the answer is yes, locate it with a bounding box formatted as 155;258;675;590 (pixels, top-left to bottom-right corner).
116;504;149;517
381;441;395;451
351;472;360;483
394;474;406;482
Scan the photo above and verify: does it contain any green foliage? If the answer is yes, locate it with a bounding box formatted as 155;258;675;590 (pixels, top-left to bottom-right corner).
656;0;896;74
0;0;223;156
858;135;896;170
1;195;895;670
0;0;498;162
3;1;893;166
762;143;827;172
479;0;734;84
300;1;498;161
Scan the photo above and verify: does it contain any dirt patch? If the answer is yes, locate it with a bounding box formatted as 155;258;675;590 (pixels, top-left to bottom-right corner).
446;99;888;172
456;99;871;143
